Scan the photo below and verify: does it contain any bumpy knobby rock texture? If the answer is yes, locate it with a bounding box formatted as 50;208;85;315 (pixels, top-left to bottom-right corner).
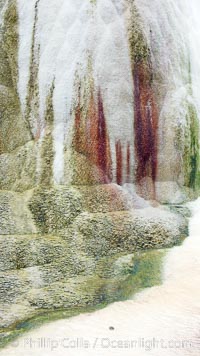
72;208;187;257
0;191;37;235
0;185;188;340
0;0;197;346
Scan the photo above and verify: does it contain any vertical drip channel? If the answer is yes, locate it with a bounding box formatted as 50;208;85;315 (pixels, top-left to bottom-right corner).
128;4;159;196
73;82;112;184
133;60;158;184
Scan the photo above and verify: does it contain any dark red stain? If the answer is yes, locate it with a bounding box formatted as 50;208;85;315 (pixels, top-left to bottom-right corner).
73;85;112;183
116;140;123;185
126;142;131;183
133;60;158;184
97;90;112;183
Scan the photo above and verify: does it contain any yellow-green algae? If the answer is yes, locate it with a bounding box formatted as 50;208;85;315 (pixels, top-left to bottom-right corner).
0;248;166;349
25;0;40;138
0;0;31;153
39;82;55;186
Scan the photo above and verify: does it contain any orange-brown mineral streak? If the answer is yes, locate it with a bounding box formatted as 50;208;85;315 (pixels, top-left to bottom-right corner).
116;139;123;185
126;142;131;183
74;85;112;183
35;124;41;141
97;90;112;183
86;90;99;170
134;60;158;184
